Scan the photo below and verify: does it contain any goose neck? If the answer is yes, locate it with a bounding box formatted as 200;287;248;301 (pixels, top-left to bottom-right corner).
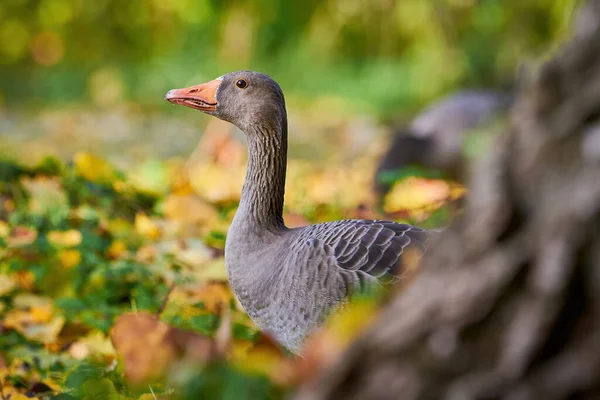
236;116;288;231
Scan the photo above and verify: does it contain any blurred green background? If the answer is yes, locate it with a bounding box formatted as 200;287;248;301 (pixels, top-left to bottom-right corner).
0;0;577;118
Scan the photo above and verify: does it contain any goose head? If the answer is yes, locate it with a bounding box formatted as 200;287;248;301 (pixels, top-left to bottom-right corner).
165;71;286;134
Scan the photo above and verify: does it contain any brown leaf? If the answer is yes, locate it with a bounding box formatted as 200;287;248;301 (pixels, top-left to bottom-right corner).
110;312;217;384
7;226;38;247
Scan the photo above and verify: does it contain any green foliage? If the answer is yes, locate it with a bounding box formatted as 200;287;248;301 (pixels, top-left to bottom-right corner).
172;363;284;400
0;0;577;117
377;165;447;185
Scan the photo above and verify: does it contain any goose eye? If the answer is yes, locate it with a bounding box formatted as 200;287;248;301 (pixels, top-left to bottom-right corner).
235;79;248;89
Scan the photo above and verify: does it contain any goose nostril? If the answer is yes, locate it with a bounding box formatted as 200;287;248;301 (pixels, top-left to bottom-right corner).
189;88;199;93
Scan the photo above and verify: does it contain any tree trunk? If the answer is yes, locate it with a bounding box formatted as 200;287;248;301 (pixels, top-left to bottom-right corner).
295;1;600;399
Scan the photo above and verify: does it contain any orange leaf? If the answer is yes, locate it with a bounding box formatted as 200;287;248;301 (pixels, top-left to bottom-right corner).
110;312;215;384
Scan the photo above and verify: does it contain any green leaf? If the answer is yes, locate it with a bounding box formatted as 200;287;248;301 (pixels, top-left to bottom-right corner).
65;364;103;391
80;377;120;400
378;166;446;185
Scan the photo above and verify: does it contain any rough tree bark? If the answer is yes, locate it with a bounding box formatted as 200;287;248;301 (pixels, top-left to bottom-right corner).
296;1;600;399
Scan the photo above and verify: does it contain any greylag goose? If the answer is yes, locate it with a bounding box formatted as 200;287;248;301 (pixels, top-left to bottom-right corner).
165;71;432;353
375;90;512;196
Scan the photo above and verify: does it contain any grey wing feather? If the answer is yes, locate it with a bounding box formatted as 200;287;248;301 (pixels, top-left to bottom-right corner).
296;219;433;284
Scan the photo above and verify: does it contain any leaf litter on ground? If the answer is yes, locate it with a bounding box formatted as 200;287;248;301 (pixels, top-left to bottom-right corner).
0;128;462;398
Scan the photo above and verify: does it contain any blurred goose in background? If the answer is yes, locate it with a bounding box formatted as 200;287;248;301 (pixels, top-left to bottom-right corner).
374;90;513;197
165;71;432;353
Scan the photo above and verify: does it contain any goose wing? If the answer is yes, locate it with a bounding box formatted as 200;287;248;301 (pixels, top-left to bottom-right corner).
293;219;432;285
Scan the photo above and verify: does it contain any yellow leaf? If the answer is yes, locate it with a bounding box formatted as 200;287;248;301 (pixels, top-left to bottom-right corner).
29;305;53;323
57;249;81;269
450;183;467;199
74;152;119;184
230;339;254;360
108;240;127;259
169;283;232;315
2;392;32;400
0;220;9;237
3;307;65;343
0;274;16;296
134;213;161;240
230;335;290;384
70;331;116;360
163;193;219;227
383;177;451;213
47;229;82;247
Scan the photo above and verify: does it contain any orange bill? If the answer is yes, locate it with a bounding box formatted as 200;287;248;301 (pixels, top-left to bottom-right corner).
165;78;221;112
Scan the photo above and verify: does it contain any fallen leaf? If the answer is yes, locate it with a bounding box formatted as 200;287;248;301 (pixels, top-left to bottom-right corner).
57;249;81;269
14;271;36;291
29;304;53;323
184;282;232;313
135;213;161;240
7;226;38;247
110;312;215;384
73;152;120;184
3;307;65;343
107;240;127;259
384;177;455;214
163;193;219;228
69;331;115;361
0;220;9;237
47;229;82;247
80;377;119;400
0;274;16;296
